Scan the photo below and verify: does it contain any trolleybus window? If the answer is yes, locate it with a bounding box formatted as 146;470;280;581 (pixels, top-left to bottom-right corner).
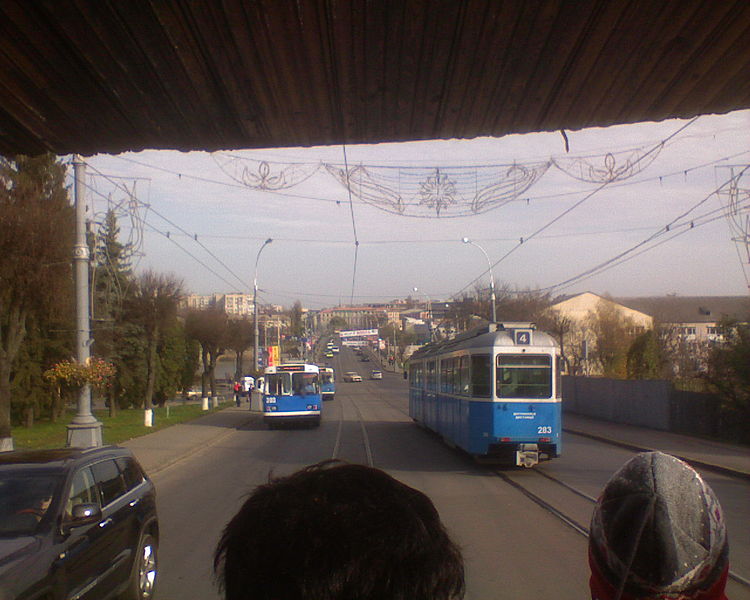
266;373;292;396
319;370;334;385
471;355;491;397
496;355;552;399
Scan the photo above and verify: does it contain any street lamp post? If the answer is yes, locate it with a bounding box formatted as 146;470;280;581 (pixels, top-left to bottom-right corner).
462;237;496;323
253;238;273;373
413;287;433;341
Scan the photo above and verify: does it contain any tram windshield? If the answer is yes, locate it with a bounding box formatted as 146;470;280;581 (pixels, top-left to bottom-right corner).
496;354;552;399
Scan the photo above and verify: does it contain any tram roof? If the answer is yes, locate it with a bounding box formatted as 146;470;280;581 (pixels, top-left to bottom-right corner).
410;325;558;361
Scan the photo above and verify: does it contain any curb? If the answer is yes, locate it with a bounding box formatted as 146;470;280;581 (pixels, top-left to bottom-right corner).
564;427;750;481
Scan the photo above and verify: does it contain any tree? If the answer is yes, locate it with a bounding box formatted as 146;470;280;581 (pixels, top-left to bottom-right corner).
585;299;637;378
91;209;133;416
626;329;667;379
703;318;750;441
226;318;254;380
122;271;183;425
288;301;304;338
185;309;228;399
0;154;73;450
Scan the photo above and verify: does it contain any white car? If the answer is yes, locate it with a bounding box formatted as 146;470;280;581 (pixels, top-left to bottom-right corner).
370;370;383;380
343;371;363;382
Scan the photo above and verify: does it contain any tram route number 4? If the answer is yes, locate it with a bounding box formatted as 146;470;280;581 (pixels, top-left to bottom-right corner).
514;330;532;345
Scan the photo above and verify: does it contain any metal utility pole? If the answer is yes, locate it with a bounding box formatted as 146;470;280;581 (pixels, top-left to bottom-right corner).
67;156;103;448
462;237;496;323
253;238;273;373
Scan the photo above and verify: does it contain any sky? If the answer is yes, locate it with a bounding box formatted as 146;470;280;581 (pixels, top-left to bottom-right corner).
79;109;750;309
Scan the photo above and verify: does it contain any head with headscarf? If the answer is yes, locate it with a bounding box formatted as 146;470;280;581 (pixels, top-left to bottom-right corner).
589;451;729;600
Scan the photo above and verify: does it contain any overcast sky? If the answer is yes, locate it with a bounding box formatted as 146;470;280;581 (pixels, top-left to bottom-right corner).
80;109;750;309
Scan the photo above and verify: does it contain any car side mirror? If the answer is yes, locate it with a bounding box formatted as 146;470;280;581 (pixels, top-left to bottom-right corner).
63;503;102;533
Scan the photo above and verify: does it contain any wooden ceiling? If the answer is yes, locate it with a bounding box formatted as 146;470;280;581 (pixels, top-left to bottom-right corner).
1;0;749;157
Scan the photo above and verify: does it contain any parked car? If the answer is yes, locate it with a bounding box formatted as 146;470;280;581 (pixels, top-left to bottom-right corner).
360;356;370;362
370;370;383;380
0;446;159;600
342;372;363;382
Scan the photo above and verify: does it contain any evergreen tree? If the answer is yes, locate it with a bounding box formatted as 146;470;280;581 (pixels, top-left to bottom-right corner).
0;154;73;450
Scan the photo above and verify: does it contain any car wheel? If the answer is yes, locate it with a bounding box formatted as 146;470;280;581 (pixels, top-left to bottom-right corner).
123;533;157;600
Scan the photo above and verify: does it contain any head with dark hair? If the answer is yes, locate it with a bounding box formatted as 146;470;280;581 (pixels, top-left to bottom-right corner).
215;461;464;600
589;451;729;600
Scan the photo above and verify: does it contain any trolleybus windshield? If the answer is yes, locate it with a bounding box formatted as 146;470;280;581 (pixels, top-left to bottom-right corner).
496;354;552;399
265;373;292;395
292;372;319;395
319;370;334;385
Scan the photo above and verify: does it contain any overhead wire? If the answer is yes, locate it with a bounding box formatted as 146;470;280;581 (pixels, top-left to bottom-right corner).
80;160;250;292
452;116;703;299
537;165;750;293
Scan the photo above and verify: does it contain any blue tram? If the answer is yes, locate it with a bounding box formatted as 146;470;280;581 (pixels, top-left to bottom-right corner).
262;363;322;428
408;323;561;467
319;367;335;401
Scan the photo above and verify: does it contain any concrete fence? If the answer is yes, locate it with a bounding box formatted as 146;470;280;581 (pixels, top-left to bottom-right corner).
561;376;742;443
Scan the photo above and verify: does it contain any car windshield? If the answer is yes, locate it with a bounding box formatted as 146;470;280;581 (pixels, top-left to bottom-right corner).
0;471;63;536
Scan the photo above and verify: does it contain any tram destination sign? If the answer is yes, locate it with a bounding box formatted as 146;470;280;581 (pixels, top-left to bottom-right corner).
339;328;378;338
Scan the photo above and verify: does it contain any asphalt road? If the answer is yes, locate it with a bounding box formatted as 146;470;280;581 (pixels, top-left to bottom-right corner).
151;347;750;599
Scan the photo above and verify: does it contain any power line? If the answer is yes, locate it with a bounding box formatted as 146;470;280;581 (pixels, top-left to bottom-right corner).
452;117;703;298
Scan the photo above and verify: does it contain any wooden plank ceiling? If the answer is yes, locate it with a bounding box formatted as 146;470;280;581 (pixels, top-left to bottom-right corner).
1;0;749;157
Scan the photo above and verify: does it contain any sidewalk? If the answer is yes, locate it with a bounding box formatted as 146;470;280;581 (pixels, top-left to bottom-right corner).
564;412;750;479
121;405;256;475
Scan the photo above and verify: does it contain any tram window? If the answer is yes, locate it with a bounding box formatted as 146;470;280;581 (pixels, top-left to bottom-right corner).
459;356;470;395
496;355;552;399
265;373;292;396
471;355;491;397
426;361;436;391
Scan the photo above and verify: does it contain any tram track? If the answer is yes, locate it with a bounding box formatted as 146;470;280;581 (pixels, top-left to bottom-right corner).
494;465;750;590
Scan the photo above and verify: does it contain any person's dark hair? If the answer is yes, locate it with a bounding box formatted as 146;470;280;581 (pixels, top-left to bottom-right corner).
215;460;464;600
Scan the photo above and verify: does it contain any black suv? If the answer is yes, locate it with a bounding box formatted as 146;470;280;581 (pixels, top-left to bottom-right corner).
0;446;159;600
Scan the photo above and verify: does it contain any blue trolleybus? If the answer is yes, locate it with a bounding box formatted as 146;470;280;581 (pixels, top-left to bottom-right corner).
262;363;321;428
319;367;335;401
408;323;561;467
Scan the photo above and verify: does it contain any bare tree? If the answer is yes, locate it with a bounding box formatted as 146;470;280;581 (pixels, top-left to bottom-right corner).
0;155;73;450
185;309;228;400
123;271;183;426
226;318;253;380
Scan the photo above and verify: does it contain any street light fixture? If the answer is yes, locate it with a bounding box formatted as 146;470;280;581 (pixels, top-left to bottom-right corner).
462;237;496;323
253;238;273;372
413;286;433;341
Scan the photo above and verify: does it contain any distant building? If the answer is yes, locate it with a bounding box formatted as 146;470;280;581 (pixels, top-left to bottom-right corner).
614;296;749;343
184;294;216;311
219;293;255;317
549;292;653;331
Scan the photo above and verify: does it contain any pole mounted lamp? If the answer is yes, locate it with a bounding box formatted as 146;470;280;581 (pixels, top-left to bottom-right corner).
253;238;273;372
413;286;433;341
462;237;496;323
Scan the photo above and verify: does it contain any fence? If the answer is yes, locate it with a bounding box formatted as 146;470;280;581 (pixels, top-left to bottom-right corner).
561;376;744;443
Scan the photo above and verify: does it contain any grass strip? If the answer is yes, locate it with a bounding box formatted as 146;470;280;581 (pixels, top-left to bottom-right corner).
12;400;233;450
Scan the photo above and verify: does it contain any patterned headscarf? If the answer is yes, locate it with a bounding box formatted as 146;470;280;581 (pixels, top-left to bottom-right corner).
589;452;729;600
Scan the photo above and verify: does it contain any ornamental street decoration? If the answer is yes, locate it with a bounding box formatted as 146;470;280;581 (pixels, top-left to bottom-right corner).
214;154;321;190
211;141;671;217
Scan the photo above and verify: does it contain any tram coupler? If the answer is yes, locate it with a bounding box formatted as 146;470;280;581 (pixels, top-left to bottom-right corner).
515;444;540;468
